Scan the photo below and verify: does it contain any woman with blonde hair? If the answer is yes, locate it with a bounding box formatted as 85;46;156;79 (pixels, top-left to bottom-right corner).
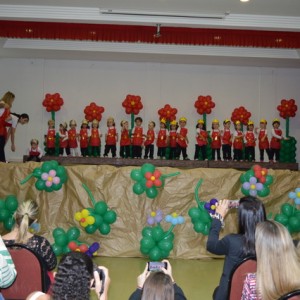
3;200;56;291
242;220;300;300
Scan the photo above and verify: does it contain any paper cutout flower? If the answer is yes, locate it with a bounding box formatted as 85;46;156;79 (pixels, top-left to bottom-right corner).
84;102;105;122
277;99;297;119
158;104;177;122
188;179;212;235
289;188;300;205
75;209;95;227
194;95;215;115
42;93;64;112
130;163;180;199
20;160;68;192
140;211;184;261
231;106;252;126
147;210;163;225
204;198;218;215
122;94;143;115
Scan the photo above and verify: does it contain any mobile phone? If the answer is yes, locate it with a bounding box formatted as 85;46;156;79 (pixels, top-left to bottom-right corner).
91;268;105;295
147;261;167;272
228;200;239;208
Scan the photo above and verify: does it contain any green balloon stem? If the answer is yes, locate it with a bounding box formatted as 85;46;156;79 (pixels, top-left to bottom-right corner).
286;117;289;137
51;111;55;123
82;183;96;206
194;179;203;208
161;172;180;179
203;113;207;126
162;225;175;239
20;173;34;185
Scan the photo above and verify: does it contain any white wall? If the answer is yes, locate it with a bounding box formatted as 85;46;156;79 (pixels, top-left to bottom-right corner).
0;58;299;164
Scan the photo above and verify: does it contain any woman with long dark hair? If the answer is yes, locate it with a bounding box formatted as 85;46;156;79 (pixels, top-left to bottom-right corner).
206;196;266;300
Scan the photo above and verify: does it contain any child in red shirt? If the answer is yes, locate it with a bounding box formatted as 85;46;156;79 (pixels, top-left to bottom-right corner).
270;119;285;162
210;119;221;161
58;122;70;156
255;119;270;162
221;119;232;161
45;119;56;156
233;121;244;161
119;120;130;158
68;120;79;157
169;120;178;160
244;120;256;162
194;119;208;160
176;117;189;160
90;119;102;157
157;119;168;159
131;117;143;158
104;117;118;158
144;121;156;159
79;119;90;157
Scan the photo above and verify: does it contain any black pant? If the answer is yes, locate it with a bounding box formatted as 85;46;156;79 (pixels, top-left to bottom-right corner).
0;135;6;162
176;144;188;159
104;145;116;157
157;147;166;158
27;155;41;162
259;148;270;161
270;148;280;161
245;146;255;161
81;147;88;157
169;147;177;160
120;145;130;158
222;144;232;160
132;145;142;158
194;145;206;160
233;149;243;161
144;144;154;159
59;147;70;156
212;148;221;160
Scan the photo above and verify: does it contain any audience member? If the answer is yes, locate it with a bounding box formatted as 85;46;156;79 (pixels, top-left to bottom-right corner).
206;196;266;300
2;200;56;291
0;235;17;294
241;220;300;300
128;259;186;300
26;252;110;300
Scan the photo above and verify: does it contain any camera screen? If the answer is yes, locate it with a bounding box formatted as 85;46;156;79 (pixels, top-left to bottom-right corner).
148;261;167;272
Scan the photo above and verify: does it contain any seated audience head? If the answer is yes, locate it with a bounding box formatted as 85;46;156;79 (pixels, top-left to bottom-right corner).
52;252;93;300
238;196;266;256
14;200;38;244
141;271;174;300
255;220;300;300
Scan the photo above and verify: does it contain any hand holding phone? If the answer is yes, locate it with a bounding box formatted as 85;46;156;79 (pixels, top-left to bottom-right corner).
147;261;168;272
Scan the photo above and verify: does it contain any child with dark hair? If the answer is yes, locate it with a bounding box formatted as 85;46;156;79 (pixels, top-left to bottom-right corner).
45;119;56;156
58;122;70;157
26;138;43;162
144;121;156;159
120;120;130;158
169;120;178;160
244;121;256;162
79;119;90;157
194;119;208;160
131;117;143;159
176;117;189;160
157;119;168;159
269;118;285;162
221;119;232;161
210;119;221;161
255;119;270;162
90;119;102;157
233;121;244;161
104;116;118;158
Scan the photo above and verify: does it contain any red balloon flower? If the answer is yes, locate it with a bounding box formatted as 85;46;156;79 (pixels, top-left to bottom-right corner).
122;94;143;115
158;104;178;122
84;102;105;122
231;106;252;125
144;170;163;188
42;93;64;112
194;95;215;115
277;99;297;119
253;164;268;184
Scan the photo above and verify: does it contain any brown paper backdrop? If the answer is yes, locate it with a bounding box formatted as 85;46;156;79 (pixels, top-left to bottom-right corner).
0;162;299;259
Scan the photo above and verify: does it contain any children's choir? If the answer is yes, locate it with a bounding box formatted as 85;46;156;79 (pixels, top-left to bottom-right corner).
42;116;286;162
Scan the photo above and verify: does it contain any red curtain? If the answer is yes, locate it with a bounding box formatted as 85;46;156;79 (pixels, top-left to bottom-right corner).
0;20;299;48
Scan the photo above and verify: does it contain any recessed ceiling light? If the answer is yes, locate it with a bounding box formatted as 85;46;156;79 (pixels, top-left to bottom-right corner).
240;0;250;2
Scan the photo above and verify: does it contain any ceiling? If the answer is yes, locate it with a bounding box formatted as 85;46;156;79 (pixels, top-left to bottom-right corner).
0;0;300;67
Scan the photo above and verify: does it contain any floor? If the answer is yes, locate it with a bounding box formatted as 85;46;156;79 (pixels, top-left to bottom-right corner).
90;257;224;300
